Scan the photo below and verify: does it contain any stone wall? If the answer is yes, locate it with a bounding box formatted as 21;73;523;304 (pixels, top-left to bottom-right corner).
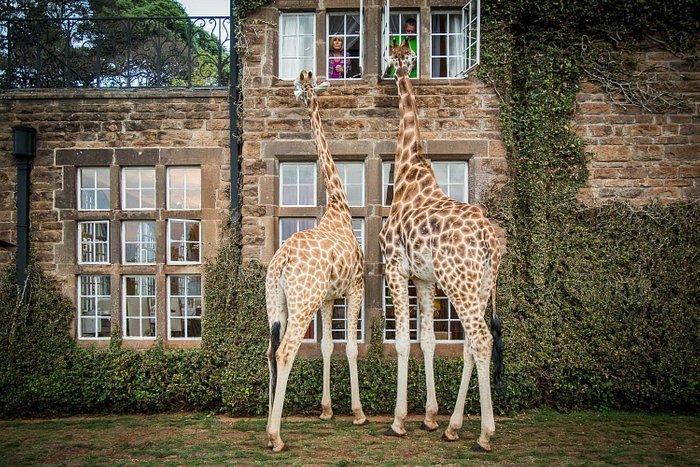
575;50;699;204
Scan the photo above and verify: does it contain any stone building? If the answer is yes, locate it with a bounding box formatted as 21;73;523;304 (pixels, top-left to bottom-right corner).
0;1;697;353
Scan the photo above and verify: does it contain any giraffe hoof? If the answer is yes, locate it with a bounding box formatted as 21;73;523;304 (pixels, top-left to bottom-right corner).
354;418;369;426
421;421;439;432
471;442;491;453
319;413;334;421
441;431;459;442
272;442;288;453
384;427;406;437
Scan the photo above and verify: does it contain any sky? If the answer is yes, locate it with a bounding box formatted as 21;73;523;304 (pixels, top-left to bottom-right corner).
177;0;230;17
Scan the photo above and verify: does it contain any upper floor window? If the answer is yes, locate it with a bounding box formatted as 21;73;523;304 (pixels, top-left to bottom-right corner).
430;5;480;78
336;162;365;206
280;162;316;206
78;167;110;210
122;167;156;210
167;219;201;264
383;10;419;79
123;220;156;264
279;12;316;80
167;167;201;210
78;220;109;264
327;12;362;80
432;161;468;202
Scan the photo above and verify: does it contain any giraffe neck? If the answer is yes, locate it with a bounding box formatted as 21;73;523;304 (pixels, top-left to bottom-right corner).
307;92;352;223
392;68;442;204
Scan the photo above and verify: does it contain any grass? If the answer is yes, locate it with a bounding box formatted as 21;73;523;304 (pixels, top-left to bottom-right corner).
0;409;698;465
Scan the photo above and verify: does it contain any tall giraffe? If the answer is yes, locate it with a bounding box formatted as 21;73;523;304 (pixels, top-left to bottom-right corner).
380;41;503;452
265;70;367;452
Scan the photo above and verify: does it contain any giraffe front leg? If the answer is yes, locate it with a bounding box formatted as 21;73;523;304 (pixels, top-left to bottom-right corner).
385;269;410;437
472;319;495;452
346;282;367;426
320;300;334;420
415;280;439;432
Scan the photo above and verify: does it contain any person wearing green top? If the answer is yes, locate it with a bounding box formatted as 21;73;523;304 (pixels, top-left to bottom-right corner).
389;17;418;78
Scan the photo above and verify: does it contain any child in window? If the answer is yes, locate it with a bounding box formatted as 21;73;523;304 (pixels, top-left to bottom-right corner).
328;36;350;79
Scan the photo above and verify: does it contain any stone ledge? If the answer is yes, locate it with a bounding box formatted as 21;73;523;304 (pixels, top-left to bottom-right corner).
2;88;229;100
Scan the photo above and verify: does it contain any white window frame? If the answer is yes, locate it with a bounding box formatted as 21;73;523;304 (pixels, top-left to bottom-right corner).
167;219;201;265
326;9;363;80
279;217;317;247
122;275;156;339
122;220;157;265
167;275;203;340
77;275;111;340
383;277;420;342
278;217;318;342
121;167;156;211
278;12;316;80
382;161;394;206
279;162;317;207
382;2;420;79
166;166;201;210
77;167;110;211
336;162;365;207
433;287;465;342
430;11;464;79
432;161;469;202
77;220;110;264
352;218;364;253
461;0;481;76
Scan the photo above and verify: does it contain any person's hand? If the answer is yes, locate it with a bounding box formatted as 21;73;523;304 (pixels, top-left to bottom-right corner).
335;64;343;74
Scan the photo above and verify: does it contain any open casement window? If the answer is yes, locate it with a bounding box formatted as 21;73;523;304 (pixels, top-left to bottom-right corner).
326;6;363;80
279;12;316;80
430;1;481;78
382;1;419;79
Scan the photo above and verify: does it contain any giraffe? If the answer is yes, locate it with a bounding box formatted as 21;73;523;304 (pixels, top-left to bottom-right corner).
265;70;367;452
379;40;503;452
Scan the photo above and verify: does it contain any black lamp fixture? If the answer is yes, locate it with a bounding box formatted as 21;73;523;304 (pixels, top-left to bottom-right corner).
12;125;37;159
12;125;37;294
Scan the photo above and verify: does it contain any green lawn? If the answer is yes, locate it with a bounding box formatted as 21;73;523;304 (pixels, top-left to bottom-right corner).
1;410;698;465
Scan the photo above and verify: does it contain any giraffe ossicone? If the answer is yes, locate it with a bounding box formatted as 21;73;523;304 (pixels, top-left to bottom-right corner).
265;69;367;453
380;41;503;452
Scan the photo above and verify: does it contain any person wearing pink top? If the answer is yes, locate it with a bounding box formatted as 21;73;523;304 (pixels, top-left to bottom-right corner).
328;36;350;79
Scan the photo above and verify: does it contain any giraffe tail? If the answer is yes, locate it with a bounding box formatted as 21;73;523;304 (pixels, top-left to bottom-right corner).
486;247;504;392
266;251;288;406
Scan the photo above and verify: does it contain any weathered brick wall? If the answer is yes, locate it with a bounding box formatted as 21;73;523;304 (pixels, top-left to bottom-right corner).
0;89;230;277
575;50;699;204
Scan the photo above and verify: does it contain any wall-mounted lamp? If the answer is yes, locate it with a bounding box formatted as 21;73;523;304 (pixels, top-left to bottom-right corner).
12;125;37;295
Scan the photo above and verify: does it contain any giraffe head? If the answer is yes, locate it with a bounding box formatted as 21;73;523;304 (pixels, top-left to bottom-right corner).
384;39;417;79
293;70;330;106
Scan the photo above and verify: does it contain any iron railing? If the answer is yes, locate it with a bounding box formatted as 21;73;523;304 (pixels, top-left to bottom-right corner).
0;16;230;89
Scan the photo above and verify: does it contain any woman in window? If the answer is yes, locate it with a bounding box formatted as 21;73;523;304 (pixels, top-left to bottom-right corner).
328;36;350;79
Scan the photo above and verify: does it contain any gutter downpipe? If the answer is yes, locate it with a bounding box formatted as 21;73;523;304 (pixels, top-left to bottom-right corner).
229;2;241;227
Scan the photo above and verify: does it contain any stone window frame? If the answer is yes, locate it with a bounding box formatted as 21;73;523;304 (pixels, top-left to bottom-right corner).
167;274;203;340
55;148;221;348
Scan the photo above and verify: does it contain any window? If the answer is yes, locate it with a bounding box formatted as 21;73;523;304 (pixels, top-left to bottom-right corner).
382;8;419;79
278;217;318;340
383;278;419;341
168;220;201;264
168;275;202;339
78;167;110;210
332;218;365;342
280;163;316;206
122;221;156;264
78;221;109;264
167;167;201;210
123;275;156;338
430;2;481;78
327;12;362;79
279;218;317;246
279;12;316;80
78;275;111;339
122;167;156;210
382;161;394;206
432;161;468;202
336;162;365;206
434;288;464;341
